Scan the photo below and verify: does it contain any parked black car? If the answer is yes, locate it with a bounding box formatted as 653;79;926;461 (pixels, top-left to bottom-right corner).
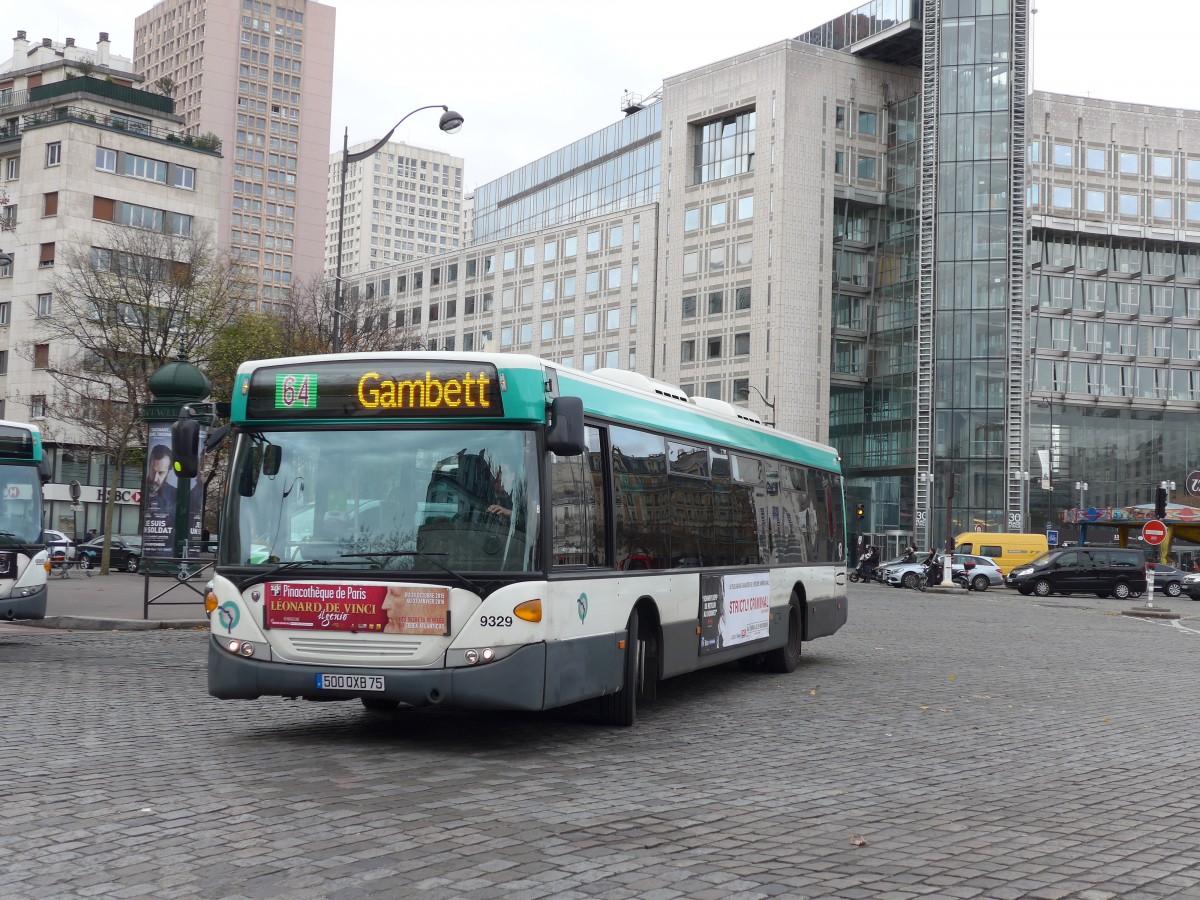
76;535;141;573
1006;547;1147;599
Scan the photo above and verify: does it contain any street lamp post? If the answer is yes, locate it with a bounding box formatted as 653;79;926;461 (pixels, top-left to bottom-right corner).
744;384;775;428
917;471;934;550
332;105;464;354
1074;480;1088;513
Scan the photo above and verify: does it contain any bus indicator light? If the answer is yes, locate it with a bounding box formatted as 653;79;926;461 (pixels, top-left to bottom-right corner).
513;599;542;622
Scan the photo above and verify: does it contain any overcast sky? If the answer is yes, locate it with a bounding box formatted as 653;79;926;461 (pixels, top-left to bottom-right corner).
13;0;1198;191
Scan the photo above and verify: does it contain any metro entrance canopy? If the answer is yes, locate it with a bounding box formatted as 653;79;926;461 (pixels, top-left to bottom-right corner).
1062;503;1200;563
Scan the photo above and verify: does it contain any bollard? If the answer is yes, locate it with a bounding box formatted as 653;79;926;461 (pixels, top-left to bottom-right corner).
1145;560;1155;609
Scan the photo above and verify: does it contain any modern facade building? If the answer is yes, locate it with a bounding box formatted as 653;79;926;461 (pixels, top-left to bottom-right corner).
324;139;464;277
340;0;1200;552
0;31;222;537
133;0;335;311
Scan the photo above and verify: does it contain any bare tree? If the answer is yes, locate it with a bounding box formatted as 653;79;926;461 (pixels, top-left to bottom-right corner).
287;273;427;355
22;224;242;572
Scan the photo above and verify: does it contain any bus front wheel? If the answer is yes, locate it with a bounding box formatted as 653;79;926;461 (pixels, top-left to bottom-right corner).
764;603;802;673
600;610;643;727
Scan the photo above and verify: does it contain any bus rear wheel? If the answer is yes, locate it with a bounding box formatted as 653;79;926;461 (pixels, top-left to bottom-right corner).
764;603;802;673
600;609;644;727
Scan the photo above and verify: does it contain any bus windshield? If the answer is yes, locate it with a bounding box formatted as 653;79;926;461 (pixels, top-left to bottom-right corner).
0;462;43;546
220;427;539;574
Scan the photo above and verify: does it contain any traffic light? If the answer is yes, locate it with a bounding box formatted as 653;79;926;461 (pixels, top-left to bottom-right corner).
855;503;866;521
1154;486;1168;519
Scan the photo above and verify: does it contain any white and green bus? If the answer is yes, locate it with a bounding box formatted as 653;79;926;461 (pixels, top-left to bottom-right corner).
193;353;847;725
0;419;52;620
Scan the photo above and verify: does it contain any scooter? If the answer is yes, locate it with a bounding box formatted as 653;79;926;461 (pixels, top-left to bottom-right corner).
849;562;888;585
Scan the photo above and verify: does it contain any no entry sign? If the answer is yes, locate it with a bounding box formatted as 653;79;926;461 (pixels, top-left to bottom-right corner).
1142;520;1167;546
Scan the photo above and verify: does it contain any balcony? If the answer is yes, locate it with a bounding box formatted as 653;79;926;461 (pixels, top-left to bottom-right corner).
19;106;221;155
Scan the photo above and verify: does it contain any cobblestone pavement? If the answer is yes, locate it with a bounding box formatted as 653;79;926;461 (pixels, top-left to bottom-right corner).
4;584;1200;899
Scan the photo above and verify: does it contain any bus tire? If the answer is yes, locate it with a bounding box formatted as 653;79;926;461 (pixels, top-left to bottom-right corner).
600;610;640;727
764;603;802;673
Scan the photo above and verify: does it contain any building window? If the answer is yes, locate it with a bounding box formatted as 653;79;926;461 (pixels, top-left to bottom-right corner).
1119;194;1139;216
857;156;877;180
1119;152;1139;175
1152;197;1173;218
708;291;724;314
584;312;599;334
543;240;556;263
39;243;54;268
736;241;753;266
834;151;844;174
682;295;696;319
541;320;553;341
43;192;58;217
609;225;623;247
522;245;535;267
173;165;195;190
1152;155;1173;178
542;279;556;302
45;142;62;167
1052;144;1073;167
710;202;727;227
1052;186;1073;210
684;208;700;232
735;286;751;310
734;332;750;356
607;266;621;290
606;309;620;330
0;302;9;325
835;105;845;129
1187;159;1200;182
694;108;756;184
1086;148;1106;171
708;247;725;271
561;316;574;337
520;323;532;343
737;195;753;221
30;395;46;418
5;157;19;180
704;381;721;400
1085;190;1105;212
681;340;695;362
585;271;600;293
586;230;601;253
857;111;877;136
564;236;577;258
683;251;698;276
707;336;722;359
33;343;49;369
503;249;516;271
37;293;52;317
124;153;168;183
0;351;7;374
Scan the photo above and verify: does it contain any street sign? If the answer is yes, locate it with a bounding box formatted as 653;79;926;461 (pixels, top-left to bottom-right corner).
974;524;983;532
1047;530;1059;546
70;503;81;512
69;479;81;502
915;510;926;527
1188;471;1200;497
1142;520;1168;546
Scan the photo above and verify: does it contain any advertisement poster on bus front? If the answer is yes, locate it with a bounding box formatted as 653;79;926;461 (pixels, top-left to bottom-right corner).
143;421;205;559
698;571;770;655
264;582;450;634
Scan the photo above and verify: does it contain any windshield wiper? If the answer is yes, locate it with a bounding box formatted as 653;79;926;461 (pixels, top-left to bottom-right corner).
343;550;483;594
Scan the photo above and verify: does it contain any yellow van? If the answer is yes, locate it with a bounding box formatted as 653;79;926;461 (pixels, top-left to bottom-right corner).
954;533;1049;575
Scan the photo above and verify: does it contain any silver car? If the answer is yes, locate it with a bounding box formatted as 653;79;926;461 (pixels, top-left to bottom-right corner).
884;553;1003;591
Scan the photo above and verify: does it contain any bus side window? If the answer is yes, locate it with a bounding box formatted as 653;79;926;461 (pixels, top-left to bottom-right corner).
550;425;607;567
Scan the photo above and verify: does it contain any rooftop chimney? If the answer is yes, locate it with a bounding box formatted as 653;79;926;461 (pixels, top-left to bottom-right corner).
97;32;110;67
41;38;51;48
65;37;75;48
13;31;29;60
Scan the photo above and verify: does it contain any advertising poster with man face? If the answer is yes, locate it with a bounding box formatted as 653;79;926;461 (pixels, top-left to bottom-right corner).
143;421;205;559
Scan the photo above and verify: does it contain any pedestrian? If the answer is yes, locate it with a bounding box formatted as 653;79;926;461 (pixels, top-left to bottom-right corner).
85;527;98;542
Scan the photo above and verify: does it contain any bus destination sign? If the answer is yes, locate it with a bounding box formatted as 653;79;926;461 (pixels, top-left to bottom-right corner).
246;360;504;419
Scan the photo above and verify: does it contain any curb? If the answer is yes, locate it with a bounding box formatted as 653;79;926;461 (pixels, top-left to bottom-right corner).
14;616;209;632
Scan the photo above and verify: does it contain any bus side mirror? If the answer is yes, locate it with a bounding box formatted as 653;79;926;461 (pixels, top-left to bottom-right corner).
171;415;201;478
546;396;585;456
205;423;232;452
37;456;52;485
263;444;282;477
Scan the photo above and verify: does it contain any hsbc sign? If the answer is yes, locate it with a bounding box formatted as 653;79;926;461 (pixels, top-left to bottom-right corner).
94;487;142;505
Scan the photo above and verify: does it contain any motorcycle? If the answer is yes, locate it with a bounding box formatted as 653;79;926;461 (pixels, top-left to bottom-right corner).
911;559;978;592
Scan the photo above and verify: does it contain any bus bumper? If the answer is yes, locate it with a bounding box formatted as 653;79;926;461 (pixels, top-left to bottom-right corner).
208;634;547;711
0;583;47;620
